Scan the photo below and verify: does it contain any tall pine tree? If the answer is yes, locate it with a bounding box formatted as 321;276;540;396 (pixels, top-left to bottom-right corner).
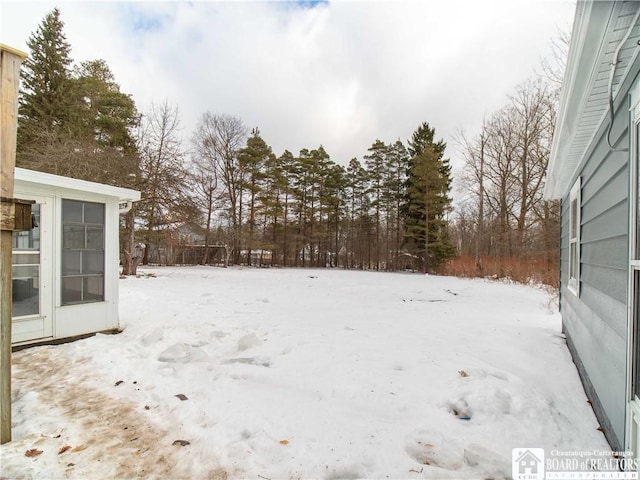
18;7;74;168
403;122;454;272
237;128;274;265
17;9;139;188
364;139;389;271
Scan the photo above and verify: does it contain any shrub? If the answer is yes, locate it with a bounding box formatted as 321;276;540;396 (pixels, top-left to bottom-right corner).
439;255;559;288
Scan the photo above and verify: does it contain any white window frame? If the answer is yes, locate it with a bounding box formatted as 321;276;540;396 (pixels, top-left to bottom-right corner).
568;177;581;296
627;73;640;454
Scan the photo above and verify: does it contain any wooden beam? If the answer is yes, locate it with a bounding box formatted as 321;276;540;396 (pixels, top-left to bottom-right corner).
12;199;33;232
1;197;33;231
1;44;27;445
0;232;10;445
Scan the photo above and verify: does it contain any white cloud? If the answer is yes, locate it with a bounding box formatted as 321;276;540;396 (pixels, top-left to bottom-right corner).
1;0;574;173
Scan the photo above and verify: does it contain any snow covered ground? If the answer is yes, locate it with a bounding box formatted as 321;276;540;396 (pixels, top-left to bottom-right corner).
1;267;610;479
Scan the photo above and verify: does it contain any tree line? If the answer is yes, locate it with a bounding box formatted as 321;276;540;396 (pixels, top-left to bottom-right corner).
447;33;567;285
17;8;455;275
185;117;453;272
454;79;559;271
16;9;562;284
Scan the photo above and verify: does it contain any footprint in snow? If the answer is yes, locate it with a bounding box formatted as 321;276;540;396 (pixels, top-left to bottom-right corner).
157;343;207;364
404;431;465;470
237;333;261;351
223;356;271;367
141;328;164;346
447;398;472;420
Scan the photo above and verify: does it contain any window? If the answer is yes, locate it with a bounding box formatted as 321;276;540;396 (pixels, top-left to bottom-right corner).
569;178;581;295
12;204;40;317
61;200;105;305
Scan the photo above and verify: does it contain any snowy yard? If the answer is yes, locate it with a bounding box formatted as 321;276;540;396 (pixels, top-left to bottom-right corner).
1;267;609;479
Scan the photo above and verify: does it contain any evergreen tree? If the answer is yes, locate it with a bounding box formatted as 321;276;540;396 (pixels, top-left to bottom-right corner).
403;122;454;272
238;128;274;265
345;158;371;269
308;146;331;266
16;8;73;173
319;162;346;267
290;149;311;266
383;140;409;270
72;59;138;153
66;60;139;186
18;9;145;273
17;8;74;169
276;150;296;266
259;150;286;265
17;9;139;188
364;140;389;270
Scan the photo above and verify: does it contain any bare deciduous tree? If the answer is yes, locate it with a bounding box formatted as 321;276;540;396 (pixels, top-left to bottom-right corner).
136;100;192;266
192;113;248;263
190;121;225;265
539;27;571;90
454;76;560;280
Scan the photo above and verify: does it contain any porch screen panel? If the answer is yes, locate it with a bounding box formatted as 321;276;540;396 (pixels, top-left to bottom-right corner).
61;199;105;305
12;204;40;317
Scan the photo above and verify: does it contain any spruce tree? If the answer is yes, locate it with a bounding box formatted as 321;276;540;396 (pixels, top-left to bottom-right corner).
18;8;73;149
17;9;139;188
403;122;454;272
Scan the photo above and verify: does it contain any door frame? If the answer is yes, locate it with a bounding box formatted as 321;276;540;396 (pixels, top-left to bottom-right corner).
11;194;54;344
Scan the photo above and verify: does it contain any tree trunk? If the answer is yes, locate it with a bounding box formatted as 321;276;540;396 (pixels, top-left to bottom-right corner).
475;132;484;274
121;209;141;275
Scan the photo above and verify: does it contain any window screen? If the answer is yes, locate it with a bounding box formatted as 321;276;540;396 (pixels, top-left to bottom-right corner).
61;200;105;305
12;204;40;317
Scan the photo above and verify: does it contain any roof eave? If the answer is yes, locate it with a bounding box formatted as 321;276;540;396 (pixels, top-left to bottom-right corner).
15;167;141;202
545;1;615;200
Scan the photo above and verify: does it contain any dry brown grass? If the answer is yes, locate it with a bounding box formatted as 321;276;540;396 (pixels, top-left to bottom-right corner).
440;254;559;288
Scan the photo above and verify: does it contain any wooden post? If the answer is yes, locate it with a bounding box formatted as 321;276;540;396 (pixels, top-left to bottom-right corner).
1;44;27;445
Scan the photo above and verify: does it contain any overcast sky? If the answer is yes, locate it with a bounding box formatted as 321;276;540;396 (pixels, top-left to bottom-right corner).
1;0;575;178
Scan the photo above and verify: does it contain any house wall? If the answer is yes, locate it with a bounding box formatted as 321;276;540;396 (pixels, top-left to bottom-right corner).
559;65;640;451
